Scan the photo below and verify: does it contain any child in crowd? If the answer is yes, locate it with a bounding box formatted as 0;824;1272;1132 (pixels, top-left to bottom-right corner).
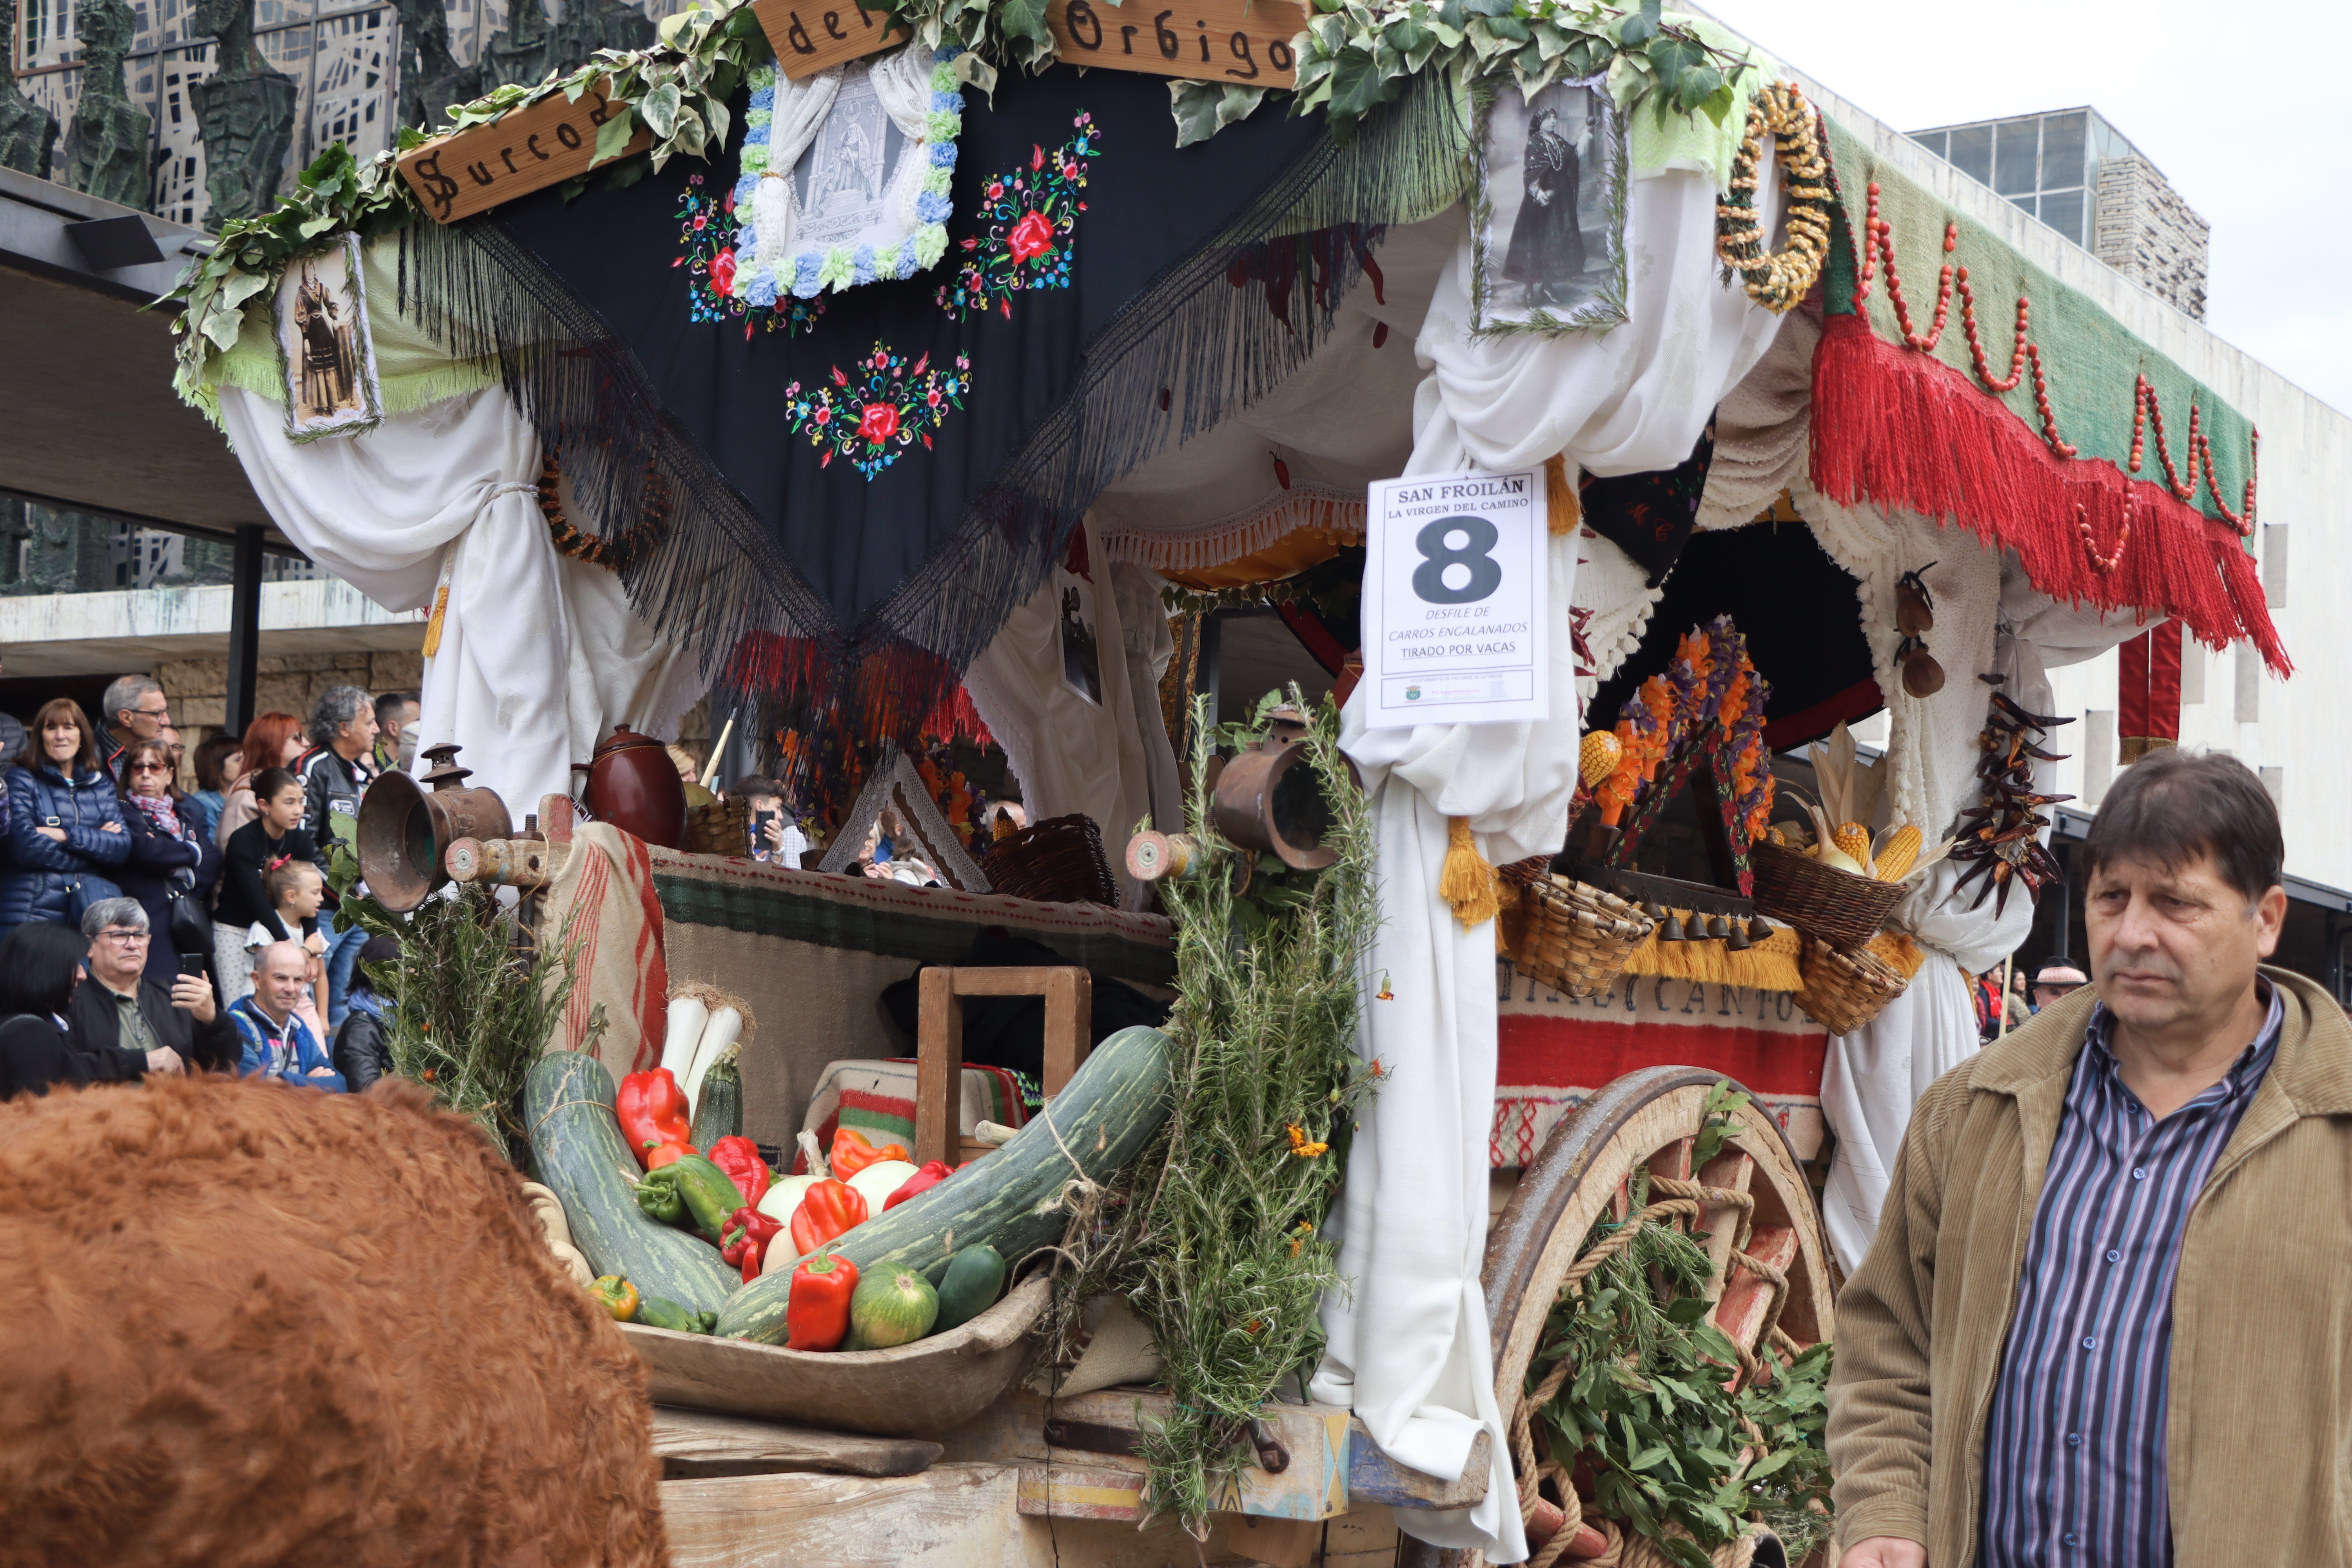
245;858;329;1039
214;768;320;1001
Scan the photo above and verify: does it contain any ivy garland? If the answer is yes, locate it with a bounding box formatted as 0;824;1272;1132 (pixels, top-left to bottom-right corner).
167;0;1762;417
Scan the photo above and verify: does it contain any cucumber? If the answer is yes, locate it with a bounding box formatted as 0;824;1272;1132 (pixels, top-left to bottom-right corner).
524;1051;741;1317
688;1048;742;1148
715;1025;1172;1343
934;1244;1006;1332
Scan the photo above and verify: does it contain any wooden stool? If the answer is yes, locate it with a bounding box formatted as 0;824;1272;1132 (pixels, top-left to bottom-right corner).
913;967;1091;1168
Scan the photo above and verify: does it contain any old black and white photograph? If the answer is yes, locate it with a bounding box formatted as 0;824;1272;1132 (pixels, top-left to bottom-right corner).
1474;78;1627;334
275;232;381;439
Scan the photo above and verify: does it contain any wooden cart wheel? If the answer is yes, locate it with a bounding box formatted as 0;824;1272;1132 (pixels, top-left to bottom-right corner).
1403;1066;1837;1568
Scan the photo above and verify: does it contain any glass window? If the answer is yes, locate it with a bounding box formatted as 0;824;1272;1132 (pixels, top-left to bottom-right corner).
1949;124;1992;187
2041;111;2087;192
2039;189;2085;247
1994;119;2039;195
1912;130;1947;161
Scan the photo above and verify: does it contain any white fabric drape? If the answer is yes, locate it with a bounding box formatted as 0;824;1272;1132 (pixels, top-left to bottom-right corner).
218;385;700;812
961;518;1172;910
741;67;841;302
1312;163;1788;1564
1793;482;2146;1273
1108;561;1183;835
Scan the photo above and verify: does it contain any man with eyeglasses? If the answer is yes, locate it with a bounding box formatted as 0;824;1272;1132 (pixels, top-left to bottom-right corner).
69;898;237;1076
99;674;171;778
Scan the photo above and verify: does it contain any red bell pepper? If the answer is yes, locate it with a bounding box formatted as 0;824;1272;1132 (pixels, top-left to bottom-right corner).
829;1127;910;1179
885;1160;953;1210
643;1141;693;1171
719;1205;787;1284
617;1069;693;1170
786;1252;859;1351
706;1136;772;1207
789;1178;867;1256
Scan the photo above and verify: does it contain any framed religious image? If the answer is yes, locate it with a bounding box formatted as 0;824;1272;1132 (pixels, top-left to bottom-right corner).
1469;76;1630;336
274;232;383;441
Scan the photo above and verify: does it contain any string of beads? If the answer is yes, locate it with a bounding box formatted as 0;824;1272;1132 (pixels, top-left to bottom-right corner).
1713;83;1833;314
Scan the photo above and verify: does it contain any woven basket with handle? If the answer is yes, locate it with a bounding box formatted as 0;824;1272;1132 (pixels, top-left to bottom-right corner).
982;813;1118;907
1748;838;1905;949
1793;937;1909;1034
1513;875;1656;1000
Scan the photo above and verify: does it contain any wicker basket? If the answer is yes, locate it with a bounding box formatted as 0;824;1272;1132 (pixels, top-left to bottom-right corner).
1748;838;1906;949
684;797;752;857
1513;876;1657;1000
982;813;1119;906
1793;938;1909;1034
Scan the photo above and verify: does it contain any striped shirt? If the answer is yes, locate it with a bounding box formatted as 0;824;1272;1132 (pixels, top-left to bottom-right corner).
1980;982;2283;1567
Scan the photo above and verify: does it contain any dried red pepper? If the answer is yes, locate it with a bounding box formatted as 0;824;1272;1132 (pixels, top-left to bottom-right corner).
789;1178;867;1255
719;1205;787;1284
829;1127;911;1178
706;1136;772;1208
617;1069;693;1171
786;1252;859;1351
885;1160;954;1210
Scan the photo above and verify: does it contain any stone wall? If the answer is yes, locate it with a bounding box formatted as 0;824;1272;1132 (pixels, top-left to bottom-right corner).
150;650;425;787
2093;155;2210;321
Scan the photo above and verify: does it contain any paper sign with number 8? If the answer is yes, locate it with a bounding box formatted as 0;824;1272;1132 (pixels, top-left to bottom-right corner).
1413;515;1504;604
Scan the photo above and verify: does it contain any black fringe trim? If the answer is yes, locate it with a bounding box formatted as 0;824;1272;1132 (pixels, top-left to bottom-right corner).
397;73;1470;771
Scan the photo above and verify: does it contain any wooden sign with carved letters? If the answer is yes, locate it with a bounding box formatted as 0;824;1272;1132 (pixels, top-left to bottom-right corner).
1044;0;1305;88
396;82;653;224
751;0;909;79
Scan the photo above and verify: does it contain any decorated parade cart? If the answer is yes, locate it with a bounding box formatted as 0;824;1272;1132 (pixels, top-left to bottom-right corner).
168;0;2287;1558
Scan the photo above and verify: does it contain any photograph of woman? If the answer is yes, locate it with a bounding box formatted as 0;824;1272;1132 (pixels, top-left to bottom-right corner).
276;233;382;437
1481;78;1623;329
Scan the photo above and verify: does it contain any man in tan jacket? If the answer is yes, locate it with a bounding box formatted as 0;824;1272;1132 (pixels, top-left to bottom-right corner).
1828;749;2352;1566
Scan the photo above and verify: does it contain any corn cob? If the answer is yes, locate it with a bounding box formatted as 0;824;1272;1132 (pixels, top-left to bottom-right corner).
1833;822;1873;875
1579;730;1622;789
1873;824;1922;882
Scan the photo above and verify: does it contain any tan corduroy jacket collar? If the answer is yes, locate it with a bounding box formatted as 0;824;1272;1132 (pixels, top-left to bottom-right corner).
1828;965;2352;1564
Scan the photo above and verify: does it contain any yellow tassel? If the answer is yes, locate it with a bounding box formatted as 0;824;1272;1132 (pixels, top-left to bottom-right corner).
1866;930;1927;979
1543;454;1581;537
1440;816;1500;928
1620;917;1805;992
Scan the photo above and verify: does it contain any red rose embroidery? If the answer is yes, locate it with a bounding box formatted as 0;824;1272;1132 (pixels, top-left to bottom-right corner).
693;215;707;230
1007;211;1055;264
710;247;737;295
858;403;900;443
987;181;1004;201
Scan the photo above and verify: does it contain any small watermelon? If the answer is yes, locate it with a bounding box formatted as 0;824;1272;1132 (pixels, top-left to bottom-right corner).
844;1264;938;1350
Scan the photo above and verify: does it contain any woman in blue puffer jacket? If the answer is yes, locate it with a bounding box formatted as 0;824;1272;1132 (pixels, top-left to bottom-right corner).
0;698;132;940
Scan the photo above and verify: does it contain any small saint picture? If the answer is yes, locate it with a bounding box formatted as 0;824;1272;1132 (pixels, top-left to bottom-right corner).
1473;78;1628;335
276;232;382;440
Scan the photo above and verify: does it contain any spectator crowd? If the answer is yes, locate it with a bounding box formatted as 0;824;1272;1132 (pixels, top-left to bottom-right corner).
0;677;956;1104
0;678;418;1102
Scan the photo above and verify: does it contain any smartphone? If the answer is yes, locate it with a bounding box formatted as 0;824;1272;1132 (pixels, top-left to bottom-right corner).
178;954;207;978
753;809;778;832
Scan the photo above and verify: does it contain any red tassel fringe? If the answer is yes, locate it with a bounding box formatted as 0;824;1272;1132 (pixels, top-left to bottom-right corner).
1809;313;2289;677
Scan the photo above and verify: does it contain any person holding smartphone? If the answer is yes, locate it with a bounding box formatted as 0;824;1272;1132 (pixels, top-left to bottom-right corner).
66;897;238;1075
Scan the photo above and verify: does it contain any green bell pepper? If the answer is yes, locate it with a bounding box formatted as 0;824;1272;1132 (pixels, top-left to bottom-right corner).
635;1151;744;1245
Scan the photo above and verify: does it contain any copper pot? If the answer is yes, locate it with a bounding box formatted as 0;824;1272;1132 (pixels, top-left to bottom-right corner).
1209;706;1358;871
572;723;687;850
356;743;514;912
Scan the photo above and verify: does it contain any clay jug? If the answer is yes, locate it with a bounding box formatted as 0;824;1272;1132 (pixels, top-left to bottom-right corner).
573;724;687;849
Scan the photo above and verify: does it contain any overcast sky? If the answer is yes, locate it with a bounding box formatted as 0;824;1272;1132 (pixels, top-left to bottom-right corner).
1697;0;2352;419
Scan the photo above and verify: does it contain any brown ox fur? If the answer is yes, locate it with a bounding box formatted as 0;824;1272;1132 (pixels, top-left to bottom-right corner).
0;1075;669;1568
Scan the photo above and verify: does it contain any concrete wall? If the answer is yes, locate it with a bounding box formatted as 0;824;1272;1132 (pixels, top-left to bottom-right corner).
1769;65;2352;893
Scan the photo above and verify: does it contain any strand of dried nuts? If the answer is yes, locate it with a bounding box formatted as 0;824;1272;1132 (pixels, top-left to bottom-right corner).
536;451;672;573
1714;82;1833;314
1853;183;2075;455
2077;495;2132;573
2131;375;2258;535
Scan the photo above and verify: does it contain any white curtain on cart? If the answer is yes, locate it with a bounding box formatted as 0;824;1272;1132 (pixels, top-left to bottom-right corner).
217;385;702;813
1312;160;1786;1563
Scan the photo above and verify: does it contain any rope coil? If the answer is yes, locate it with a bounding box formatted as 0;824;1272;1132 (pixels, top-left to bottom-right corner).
1509;1142;1804;1568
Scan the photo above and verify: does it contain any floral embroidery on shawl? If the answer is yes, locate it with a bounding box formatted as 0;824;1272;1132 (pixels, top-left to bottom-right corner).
783;342;974;479
936;113;1098;321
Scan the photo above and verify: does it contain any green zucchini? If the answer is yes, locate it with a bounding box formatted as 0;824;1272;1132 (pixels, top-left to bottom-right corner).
524;1051;741;1317
934;1244;1006;1332
688;1048;742;1147
714;1025;1172;1343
